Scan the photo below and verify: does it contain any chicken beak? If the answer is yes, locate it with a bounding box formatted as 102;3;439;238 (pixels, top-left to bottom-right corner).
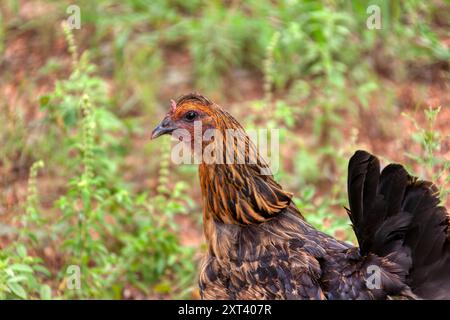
151;117;176;139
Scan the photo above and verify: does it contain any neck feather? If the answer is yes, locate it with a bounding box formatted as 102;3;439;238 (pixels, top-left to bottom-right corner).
198;108;293;227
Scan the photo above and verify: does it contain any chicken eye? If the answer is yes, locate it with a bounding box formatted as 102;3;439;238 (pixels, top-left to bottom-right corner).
184;111;198;122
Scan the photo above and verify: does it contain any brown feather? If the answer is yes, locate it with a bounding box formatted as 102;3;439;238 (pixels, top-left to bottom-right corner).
156;94;450;300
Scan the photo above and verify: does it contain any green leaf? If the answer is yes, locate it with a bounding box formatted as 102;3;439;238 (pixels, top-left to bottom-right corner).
154;281;171;294
16;245;27;258
10;264;34;273
7;275;28;283
39;95;50;108
7;283;27;299
40;285;52;300
34;264;51;277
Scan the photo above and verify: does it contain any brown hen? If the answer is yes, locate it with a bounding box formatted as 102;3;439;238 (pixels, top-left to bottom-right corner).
151;93;450;300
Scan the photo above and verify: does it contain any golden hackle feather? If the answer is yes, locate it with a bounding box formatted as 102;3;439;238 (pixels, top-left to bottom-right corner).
170;95;296;227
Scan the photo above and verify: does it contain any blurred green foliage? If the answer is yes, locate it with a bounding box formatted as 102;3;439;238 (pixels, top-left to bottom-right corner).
0;0;448;299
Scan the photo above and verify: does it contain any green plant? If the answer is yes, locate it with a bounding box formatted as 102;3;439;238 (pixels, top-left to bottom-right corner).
294;186;354;243
0;246;51;300
119;138;196;298
0;22;198;299
403;106;450;200
0;160;51;300
21;160;46;244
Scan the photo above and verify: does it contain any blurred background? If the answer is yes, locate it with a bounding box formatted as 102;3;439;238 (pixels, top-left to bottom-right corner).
0;0;448;299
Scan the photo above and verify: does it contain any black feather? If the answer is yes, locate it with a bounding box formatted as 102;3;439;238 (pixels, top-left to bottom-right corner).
346;150;450;299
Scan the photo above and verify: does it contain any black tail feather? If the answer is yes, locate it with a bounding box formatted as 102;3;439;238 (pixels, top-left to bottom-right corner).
347;150;450;299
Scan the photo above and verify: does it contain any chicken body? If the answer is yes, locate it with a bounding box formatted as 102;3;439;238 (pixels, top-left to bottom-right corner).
199;207;386;300
198;164;410;300
151;94;450;300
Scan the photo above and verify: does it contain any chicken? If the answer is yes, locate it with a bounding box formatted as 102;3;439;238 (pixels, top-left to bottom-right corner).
151;93;450;300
